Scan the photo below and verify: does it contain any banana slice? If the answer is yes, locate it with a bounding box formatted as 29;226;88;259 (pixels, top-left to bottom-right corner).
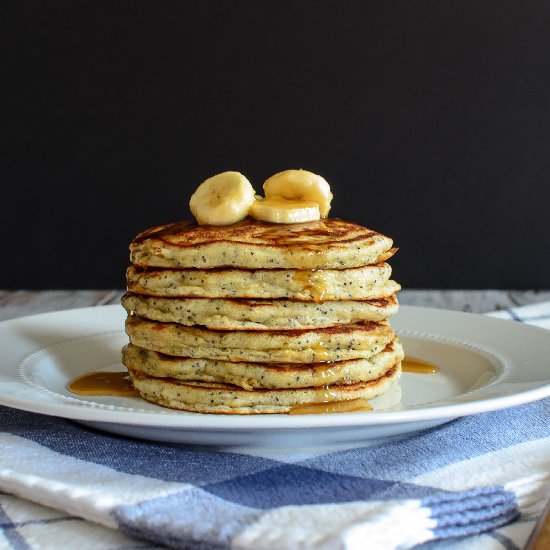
249;196;320;223
189;171;256;225
263;169;333;217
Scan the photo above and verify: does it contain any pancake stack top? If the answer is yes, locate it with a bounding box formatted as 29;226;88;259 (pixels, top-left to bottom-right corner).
121;172;403;414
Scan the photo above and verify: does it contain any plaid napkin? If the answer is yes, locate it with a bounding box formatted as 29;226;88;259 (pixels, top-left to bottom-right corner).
486;299;550;329
1;303;550;550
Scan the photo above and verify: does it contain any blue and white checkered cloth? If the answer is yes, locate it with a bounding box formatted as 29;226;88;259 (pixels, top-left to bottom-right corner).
1;301;550;550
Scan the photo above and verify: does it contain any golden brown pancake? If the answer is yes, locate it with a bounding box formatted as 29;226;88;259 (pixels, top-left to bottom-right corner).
125;316;396;363
128;363;402;414
129;218;396;270
122;339;404;390
125;263;399;301
121;292;399;330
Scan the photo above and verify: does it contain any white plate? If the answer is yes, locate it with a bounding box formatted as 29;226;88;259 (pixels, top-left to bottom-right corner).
1;305;549;449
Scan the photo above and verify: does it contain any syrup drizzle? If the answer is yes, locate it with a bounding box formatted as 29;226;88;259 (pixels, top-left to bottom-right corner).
311;340;330;361
292;270;328;302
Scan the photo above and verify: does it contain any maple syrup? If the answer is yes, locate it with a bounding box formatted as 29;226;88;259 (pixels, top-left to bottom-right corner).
402;356;440;374
68;371;139;397
311;340;330;361
292;270;328;302
289;398;372;415
313;362;336;380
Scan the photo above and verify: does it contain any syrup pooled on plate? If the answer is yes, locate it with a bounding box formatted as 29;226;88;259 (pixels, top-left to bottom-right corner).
68;371;139;397
289;398;373;415
288;376;372;415
402;356;440;374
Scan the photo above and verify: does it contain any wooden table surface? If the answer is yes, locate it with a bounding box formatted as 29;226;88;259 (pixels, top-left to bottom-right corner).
1;289;550;321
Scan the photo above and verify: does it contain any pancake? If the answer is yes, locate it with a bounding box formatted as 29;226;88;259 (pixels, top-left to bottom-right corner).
126;263;399;301
125;316;395;363
128;363;402;414
129;218;396;270
121;292;399;330
122;339;404;389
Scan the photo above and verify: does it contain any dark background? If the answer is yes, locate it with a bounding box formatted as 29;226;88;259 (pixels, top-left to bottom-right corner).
2;1;549;290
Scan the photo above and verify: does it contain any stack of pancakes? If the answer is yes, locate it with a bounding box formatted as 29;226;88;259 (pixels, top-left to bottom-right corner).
121;218;403;414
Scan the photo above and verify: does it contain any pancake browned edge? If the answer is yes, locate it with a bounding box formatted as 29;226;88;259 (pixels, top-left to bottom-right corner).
128;364;402;414
125;316;396;363
129;218;397;270
121;292;399;330
125;263;400;300
122;339;404;390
